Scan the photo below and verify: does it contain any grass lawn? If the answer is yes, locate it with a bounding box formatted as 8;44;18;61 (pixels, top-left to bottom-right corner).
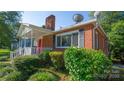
0;49;10;52
0;49;10;54
0;49;10;62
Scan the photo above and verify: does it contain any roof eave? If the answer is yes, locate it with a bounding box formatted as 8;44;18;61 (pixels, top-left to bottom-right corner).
55;19;96;32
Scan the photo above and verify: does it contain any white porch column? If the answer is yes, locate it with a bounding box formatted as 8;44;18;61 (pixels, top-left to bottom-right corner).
19;38;22;55
24;37;26;55
30;28;33;54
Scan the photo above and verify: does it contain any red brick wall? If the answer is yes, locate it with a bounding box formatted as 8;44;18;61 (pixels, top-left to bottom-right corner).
96;29;108;54
45;15;55;30
39;24;108;55
42;35;53;48
84;25;93;49
53;24;94;50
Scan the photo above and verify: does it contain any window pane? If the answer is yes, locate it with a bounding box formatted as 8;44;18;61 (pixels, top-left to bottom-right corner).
62;35;71;46
22;39;24;48
57;36;61;47
79;31;84;48
26;39;31;47
72;33;78;46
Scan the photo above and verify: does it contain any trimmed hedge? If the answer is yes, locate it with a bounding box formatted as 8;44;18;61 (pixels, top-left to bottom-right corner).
64;47;112;81
49;51;64;70
29;71;59;81
38;50;51;66
14;55;41;75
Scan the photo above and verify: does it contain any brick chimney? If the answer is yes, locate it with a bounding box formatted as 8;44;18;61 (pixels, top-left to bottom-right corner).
45;15;55;30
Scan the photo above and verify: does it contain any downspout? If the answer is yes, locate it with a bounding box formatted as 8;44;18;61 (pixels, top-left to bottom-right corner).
93;11;101;49
93;19;99;49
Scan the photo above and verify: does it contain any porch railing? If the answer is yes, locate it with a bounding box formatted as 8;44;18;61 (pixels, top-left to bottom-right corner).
10;47;52;59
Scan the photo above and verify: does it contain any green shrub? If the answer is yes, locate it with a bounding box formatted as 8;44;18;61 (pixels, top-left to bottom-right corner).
49;51;64;70
0;62;11;68
14;55;41;75
0;56;9;61
38;50;51;66
0;67;14;78
1;71;23;81
64;47;112;81
29;71;59;81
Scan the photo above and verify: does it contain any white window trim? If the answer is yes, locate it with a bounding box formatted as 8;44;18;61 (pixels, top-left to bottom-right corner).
55;31;79;48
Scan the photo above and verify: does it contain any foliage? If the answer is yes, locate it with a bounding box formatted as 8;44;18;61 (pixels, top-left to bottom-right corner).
109;20;124;62
38;50;51;66
0;56;9;61
64;47;112;81
14;55;41;75
0;62;11;68
89;11;124;62
89;11;124;33
0;11;22;48
49;51;64;70
1;71;23;81
0;66;14;78
29;71;59;81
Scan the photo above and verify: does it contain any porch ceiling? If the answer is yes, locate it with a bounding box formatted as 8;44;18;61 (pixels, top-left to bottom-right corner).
21;28;54;39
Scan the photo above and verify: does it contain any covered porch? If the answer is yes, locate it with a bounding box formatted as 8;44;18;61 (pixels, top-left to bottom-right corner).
10;24;54;59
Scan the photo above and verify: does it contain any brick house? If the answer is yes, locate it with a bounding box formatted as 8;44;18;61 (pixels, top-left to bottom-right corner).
11;15;108;58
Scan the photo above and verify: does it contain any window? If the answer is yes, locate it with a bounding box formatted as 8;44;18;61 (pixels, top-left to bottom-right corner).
79;29;84;48
72;33;78;46
26;39;31;47
19;38;34;47
57;36;61;47
56;32;78;48
62;35;71;46
21;39;25;48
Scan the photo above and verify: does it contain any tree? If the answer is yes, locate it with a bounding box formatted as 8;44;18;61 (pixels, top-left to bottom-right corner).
0;11;22;49
89;11;124;33
109;21;124;61
89;11;124;62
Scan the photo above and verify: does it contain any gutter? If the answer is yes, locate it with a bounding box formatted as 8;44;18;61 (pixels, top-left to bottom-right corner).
55;19;97;32
92;22;98;49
